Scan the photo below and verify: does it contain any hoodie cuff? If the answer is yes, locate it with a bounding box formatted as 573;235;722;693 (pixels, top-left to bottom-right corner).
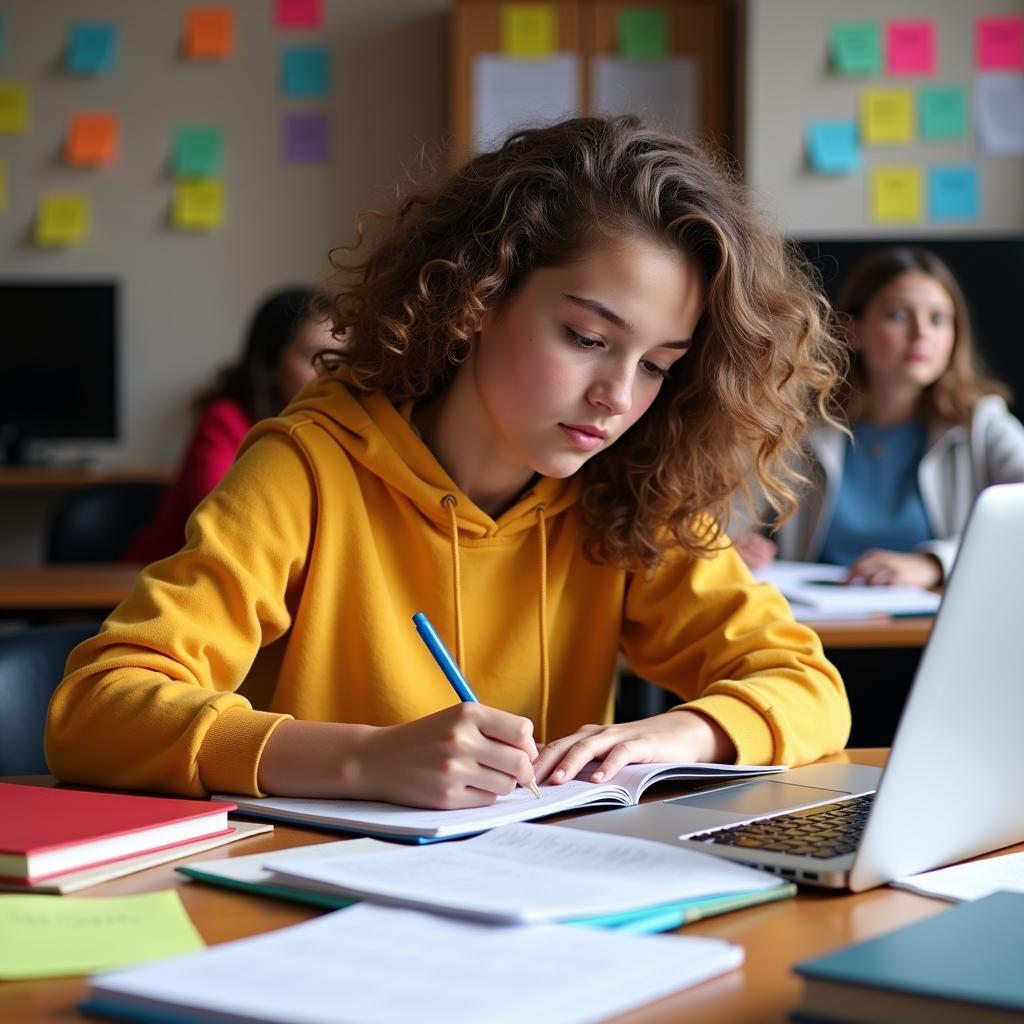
198;707;292;796
672;693;776;765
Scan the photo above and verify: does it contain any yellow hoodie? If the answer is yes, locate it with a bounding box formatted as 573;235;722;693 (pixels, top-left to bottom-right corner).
46;375;850;797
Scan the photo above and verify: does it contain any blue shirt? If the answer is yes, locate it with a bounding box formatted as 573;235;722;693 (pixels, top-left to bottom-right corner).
818;419;933;567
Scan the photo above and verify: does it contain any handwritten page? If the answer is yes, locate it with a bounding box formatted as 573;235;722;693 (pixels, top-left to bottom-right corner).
87;903;743;1024
265;822;784;923
892;850;1024;902
0;891;203;980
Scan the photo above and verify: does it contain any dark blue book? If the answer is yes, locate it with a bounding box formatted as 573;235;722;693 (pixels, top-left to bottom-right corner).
792;890;1024;1023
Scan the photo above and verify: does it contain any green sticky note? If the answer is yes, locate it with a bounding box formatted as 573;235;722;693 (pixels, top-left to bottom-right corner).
920;85;968;140
174;127;223;177
830;22;881;75
0;891;204;980
618;8;671;60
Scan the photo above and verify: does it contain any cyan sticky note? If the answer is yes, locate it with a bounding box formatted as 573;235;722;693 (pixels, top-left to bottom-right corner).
929;165;979;221
920;85;967;140
806;120;861;174
67;23;118;74
281;46;330;98
830;23;882;76
174;127;223;177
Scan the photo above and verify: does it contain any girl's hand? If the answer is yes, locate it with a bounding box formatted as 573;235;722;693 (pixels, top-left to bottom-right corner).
351;703;539;809
847;550;943;588
732;532;777;570
532;710;736;786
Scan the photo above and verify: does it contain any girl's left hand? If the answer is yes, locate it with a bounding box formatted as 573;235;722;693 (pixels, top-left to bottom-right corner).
847;550;943;588
532;710;736;786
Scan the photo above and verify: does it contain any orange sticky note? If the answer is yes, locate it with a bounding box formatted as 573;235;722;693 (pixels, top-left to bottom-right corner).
65;112;119;167
183;7;234;60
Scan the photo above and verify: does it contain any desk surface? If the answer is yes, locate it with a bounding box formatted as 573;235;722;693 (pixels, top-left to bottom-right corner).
0;466;172;489
4;750;1013;1024
0;564;934;647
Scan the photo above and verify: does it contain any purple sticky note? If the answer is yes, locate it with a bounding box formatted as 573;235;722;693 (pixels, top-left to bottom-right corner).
283;112;330;164
976;16;1024;70
887;19;936;75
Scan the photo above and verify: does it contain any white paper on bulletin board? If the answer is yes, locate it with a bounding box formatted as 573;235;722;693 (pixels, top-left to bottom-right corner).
591;57;699;140
471;53;580;154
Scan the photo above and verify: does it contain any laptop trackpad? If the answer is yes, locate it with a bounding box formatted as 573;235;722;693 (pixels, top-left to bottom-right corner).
667;780;843;816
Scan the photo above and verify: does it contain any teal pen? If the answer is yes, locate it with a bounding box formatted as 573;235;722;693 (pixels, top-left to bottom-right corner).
412;611;542;799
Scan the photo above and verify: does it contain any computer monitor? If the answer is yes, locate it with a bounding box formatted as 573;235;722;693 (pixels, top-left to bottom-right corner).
0;281;118;465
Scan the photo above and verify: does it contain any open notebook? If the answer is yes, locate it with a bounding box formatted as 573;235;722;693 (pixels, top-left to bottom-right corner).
213;761;786;841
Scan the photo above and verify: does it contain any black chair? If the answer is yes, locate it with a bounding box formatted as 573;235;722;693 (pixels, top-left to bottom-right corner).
0;622;99;775
45;481;165;562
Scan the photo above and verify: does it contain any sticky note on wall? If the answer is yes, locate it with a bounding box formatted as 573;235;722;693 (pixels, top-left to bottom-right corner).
929;166;979;221
919;85;967;140
870;167;922;222
172;180;225;231
183;7;234;60
36;194;91;246
862;88;913;144
501;5;556;58
806;120;861;174
67;23;118;74
66;113;119;166
618;8;671;60
174;127;223;177
283;112;330;163
976;16;1024;71
886;20;936;76
274;0;324;30
281;46;330;98
0;82;30;135
830;23;881;75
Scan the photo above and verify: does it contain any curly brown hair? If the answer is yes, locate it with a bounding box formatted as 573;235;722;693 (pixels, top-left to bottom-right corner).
322;116;844;569
836;246;1010;425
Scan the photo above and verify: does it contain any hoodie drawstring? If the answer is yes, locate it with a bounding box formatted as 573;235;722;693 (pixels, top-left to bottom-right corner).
439;494;551;745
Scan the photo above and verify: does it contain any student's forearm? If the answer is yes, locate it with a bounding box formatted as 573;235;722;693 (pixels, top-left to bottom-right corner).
256;719;376;798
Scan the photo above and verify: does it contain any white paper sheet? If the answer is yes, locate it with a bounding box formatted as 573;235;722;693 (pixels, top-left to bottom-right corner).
471;53;580;154
892;850;1024;902
975;73;1024;155
89;903;743;1024
591;56;699;138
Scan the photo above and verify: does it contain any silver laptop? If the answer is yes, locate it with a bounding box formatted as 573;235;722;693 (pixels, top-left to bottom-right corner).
564;482;1024;891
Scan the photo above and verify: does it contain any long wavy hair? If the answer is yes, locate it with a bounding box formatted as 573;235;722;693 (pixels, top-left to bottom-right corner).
321;116;844;569
837;246;1010;426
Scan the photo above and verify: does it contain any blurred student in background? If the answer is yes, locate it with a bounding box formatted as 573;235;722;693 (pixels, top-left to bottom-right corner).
735;246;1024;586
126;287;337;563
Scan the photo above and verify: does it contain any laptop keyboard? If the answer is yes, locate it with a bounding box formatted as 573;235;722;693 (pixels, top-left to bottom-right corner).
687;793;875;859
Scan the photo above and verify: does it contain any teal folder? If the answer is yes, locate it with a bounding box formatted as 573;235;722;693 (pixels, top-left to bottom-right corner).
792;890;1024;1022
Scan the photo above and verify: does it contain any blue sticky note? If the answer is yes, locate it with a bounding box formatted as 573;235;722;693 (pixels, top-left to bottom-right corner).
929;166;979;220
281;46;330;98
806;120;861;174
67;23;118;75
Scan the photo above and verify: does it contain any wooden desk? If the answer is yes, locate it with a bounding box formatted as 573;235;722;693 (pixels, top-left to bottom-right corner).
807;615;932;649
0;564;140;617
0;466;172;489
4;750;1015;1023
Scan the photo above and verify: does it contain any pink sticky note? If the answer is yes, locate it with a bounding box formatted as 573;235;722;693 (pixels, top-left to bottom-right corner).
274;0;323;29
886;20;936;75
976;16;1024;70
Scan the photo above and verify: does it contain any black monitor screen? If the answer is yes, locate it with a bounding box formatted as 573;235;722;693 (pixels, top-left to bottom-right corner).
0;281;118;445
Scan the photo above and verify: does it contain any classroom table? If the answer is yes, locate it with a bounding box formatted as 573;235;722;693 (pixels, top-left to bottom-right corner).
0;562;935;646
3;749;1015;1023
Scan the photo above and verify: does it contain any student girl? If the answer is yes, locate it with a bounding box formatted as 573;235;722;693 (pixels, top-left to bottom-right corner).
734;246;1024;587
125;287;337;564
47;117;850;809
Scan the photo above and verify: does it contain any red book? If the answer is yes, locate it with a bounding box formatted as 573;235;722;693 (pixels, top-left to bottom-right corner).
0;783;236;882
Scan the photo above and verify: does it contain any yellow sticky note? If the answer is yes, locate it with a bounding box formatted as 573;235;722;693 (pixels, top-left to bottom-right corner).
35;193;91;246
172;180;225;230
0;81;30;135
0;891;204;980
870;167;922;222
862;88;913;145
501;4;557;58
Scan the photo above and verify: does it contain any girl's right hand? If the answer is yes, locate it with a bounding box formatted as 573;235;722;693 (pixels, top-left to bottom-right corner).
352;704;540;809
732;532;777;570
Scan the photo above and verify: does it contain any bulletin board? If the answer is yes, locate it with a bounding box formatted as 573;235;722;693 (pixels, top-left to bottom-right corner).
449;0;730;165
742;0;1024;237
